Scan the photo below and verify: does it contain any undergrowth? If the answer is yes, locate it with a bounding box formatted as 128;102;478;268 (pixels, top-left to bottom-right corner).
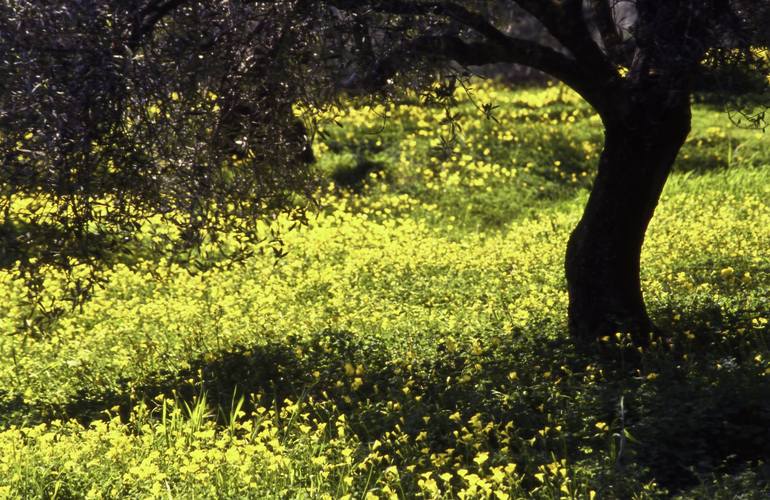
0;82;768;498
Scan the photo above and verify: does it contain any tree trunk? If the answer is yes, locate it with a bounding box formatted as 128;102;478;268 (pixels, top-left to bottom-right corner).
566;93;692;344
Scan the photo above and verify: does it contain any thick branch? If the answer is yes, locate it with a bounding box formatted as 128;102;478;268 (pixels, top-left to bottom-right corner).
332;0;618;105
420;36;578;77
514;0;618;82
349;34;604;109
331;0;513;47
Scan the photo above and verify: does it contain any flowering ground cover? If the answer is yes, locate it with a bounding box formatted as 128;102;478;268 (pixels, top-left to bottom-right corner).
0;83;768;498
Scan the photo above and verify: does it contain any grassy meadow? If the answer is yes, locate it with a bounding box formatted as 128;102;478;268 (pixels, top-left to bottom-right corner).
0;82;769;498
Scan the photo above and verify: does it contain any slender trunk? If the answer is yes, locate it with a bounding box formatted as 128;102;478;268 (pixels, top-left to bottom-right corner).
566;93;691;344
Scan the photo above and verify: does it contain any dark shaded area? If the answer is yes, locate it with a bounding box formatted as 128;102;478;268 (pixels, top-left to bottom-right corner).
0;220;117;269
331;158;385;190
2;306;769;495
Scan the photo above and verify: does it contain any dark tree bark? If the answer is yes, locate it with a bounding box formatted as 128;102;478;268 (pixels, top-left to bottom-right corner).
565;88;692;344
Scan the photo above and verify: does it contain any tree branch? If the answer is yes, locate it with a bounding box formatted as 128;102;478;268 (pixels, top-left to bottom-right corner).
331;0;515;46
513;0;618;82
332;0;618;105
345;34;606;109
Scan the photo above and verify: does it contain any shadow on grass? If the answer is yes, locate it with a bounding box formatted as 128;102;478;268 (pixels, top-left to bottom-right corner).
0;220;116;269
1;308;769;494
331;158;386;190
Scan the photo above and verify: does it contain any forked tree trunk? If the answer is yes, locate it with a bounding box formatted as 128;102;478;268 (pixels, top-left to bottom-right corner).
566;94;692;344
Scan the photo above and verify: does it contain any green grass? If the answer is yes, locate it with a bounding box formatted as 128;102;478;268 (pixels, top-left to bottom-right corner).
0;82;768;498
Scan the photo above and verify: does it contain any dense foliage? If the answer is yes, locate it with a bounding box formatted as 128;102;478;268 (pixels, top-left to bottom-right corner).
0;1;334;297
1;83;768;498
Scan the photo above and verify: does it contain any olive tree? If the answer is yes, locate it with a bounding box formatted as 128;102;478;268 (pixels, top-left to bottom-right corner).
328;0;769;344
1;0;768;342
